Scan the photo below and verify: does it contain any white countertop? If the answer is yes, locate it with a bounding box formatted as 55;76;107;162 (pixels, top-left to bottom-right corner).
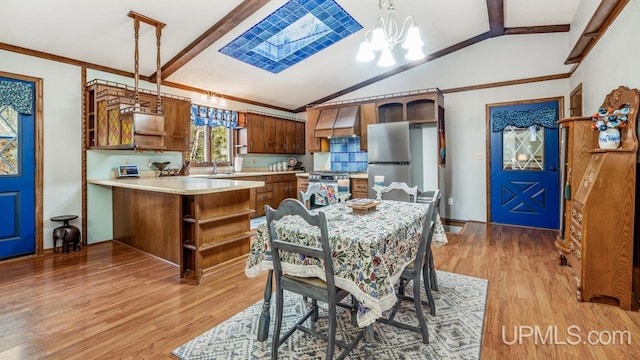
87;176;265;195
189;170;303;179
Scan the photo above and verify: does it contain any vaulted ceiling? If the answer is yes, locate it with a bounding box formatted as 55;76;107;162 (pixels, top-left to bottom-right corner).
1;0;583;112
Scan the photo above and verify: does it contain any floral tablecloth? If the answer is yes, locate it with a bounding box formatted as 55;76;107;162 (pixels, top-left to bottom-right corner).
245;200;447;327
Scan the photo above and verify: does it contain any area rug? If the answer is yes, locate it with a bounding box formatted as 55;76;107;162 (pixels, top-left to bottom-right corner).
172;271;487;359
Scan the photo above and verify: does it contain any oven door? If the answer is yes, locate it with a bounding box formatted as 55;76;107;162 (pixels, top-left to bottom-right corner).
310;182;339;207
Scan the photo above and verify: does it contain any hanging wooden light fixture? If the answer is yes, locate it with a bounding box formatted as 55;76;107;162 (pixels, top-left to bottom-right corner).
120;11;166;150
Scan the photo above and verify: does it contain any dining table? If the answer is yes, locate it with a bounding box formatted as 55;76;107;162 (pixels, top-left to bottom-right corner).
245;199;448;357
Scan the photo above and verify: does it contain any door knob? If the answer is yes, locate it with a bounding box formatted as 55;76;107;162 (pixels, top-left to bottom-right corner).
549;166;557;172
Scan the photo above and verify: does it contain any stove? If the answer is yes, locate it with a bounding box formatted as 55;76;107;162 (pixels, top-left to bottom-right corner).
307;171;351;206
308;171;351;183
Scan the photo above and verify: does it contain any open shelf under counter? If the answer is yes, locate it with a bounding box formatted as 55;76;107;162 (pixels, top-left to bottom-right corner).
91;176;264;284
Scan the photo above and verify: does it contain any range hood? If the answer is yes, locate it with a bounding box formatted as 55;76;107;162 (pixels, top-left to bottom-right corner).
314;105;361;138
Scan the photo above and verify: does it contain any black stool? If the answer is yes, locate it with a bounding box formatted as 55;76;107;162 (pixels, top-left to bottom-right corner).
51;215;81;254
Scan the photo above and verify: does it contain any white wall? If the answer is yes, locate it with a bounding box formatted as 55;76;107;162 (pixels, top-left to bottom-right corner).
0;49;83;250
570;0;640;113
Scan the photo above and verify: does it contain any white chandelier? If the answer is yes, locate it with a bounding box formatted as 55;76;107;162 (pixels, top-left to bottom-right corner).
356;0;425;67
200;91;227;107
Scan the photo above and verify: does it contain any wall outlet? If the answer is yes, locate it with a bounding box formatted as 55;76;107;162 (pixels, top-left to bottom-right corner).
448;198;453;206
473;152;485;160
252;159;256;165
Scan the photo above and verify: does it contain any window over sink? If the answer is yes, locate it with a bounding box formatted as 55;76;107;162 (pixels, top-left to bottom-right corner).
189;104;238;166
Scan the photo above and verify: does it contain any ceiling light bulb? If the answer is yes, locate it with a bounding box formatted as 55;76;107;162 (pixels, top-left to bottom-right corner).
405;46;425;61
369;26;388;51
356;40;375;62
402;24;424;49
201;94;208;102
218;97;228;107
209;96;218;105
377;47;395;67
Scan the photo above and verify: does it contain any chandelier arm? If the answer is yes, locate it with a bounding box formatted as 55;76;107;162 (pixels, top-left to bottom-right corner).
396;16;416;44
385;11;400;47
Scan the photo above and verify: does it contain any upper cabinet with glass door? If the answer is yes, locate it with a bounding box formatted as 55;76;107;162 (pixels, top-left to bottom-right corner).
84;80;191;152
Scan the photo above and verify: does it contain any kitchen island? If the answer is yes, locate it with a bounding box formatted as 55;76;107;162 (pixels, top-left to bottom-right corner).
88;176;264;284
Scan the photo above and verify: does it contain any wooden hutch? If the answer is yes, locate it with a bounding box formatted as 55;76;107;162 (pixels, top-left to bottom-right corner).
557;86;639;310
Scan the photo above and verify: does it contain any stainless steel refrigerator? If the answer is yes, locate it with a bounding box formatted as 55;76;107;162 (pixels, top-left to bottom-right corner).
367;122;424;201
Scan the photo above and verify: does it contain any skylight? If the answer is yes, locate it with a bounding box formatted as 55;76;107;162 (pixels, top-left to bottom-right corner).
219;0;362;73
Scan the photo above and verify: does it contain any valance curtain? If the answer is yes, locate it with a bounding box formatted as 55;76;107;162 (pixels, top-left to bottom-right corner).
491;107;558;131
0;80;33;114
190;104;238;128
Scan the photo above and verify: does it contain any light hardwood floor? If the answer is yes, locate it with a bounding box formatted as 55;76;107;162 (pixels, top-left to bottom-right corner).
1;223;639;359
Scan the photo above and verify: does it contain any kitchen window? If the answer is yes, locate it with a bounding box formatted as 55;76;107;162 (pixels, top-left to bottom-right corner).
189;124;231;164
189;104;238;165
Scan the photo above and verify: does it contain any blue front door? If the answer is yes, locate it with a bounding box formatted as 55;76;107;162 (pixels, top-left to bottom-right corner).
0;77;36;259
489;100;560;229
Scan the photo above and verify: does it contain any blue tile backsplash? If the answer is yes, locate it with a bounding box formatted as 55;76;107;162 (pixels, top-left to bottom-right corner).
330;137;368;172
219;0;362;73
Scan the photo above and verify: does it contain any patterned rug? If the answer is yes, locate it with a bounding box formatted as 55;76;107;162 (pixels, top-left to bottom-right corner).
172;271;487;359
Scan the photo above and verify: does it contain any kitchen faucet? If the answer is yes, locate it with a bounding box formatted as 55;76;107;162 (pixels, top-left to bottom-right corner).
212;160;219;174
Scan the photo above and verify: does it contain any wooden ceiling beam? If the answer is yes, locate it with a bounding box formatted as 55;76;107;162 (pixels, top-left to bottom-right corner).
150;0;270;82
504;24;570;35
564;0;629;65
298;32;493;112
486;0;505;36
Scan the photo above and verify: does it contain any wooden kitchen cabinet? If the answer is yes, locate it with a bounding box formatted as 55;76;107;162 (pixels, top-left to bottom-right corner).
351;178;369;199
359;102;377;151
112;186;254;285
297;176;309;195
181;190;254;284
265;116;278;153
85;79;190;151
272;181;289;208
283;119;296;154
245;113;266;153
254;175;273;218
377;101;404;123
163;97;191;151
306;108;329;153
237;112;305;154
272;173;297;205
376;91;444;124
294;121;306;154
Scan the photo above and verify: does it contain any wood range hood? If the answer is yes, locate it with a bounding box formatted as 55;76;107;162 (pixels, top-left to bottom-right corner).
314;105;361;138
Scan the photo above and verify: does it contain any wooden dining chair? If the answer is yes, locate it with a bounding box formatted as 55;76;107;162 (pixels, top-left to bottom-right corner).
298;183;330;209
422;189;442;300
266;199;363;360
421;189;441;316
380;182;418;202
377;201;436;344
